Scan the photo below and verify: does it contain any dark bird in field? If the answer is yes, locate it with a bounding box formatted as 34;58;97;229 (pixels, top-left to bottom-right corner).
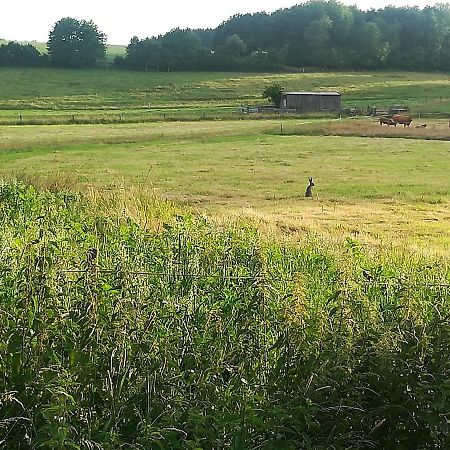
362;269;374;281
86;247;98;264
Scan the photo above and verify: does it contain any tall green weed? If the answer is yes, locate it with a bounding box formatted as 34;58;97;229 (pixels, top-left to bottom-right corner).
0;181;449;449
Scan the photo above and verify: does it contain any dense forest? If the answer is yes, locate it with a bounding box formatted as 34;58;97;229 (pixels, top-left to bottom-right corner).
3;1;450;71
118;1;450;71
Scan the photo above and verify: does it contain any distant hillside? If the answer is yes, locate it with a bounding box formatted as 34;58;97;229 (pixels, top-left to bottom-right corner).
0;39;126;61
105;44;127;61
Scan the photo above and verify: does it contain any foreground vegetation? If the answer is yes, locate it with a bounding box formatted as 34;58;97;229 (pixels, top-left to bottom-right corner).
1;181;449;449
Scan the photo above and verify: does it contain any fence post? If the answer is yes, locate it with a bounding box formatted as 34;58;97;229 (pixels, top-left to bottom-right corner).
85;247;99;318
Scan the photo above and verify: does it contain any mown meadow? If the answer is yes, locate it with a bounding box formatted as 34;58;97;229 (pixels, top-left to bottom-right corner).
1;68;450;448
1;119;450;253
2;68;450;118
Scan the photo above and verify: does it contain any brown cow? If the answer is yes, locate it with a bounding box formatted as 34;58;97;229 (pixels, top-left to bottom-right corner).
392;114;413;127
379;116;396;126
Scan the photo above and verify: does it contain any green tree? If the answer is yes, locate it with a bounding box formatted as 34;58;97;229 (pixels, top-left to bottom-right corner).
353;22;385;68
302;15;333;66
47;17;107;68
215;34;248;69
262;83;284;107
159;28;203;70
223;34;247;57
124;37;162;71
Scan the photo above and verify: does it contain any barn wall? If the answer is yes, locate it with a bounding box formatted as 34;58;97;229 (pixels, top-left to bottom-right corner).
284;94;341;112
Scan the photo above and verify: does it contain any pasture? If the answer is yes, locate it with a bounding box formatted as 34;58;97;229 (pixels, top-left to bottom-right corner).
1;119;450;253
1;69;450;448
2;68;450;115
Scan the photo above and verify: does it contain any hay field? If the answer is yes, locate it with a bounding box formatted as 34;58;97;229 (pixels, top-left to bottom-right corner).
1;118;449;253
2;68;450;114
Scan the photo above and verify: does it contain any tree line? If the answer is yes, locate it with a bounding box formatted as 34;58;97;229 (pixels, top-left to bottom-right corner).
3;1;450;71
121;2;450;71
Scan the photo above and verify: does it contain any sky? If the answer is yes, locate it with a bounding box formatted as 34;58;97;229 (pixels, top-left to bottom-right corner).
1;0;446;45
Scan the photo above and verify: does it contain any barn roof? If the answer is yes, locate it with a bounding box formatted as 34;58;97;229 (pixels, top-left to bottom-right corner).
283;91;341;96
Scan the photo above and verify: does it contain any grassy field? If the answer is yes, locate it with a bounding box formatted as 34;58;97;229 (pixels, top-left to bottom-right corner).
2;68;450;115
105;44;127;61
1;118;450;253
2;122;449;204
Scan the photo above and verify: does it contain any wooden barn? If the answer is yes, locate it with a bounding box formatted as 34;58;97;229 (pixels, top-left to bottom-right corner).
280;91;341;112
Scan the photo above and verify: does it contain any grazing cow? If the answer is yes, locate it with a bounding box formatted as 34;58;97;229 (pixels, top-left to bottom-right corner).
379;116;396;126
305;177;314;198
392;114;413;127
